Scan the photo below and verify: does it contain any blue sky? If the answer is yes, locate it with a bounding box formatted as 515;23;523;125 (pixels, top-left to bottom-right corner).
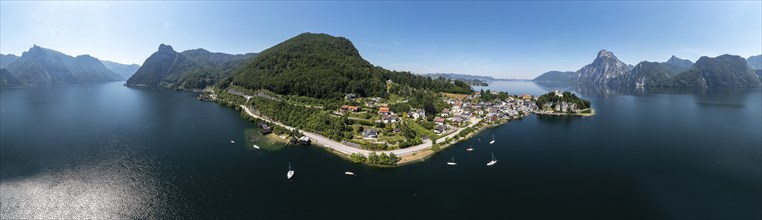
1;1;760;79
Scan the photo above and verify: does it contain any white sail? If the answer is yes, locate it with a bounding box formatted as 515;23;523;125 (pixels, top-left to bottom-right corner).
486;153;497;166
447;157;457;166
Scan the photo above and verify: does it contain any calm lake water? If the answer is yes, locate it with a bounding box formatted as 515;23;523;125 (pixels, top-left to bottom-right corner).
1;81;760;219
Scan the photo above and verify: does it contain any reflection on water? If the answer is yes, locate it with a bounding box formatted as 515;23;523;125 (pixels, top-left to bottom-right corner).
533;81;761;100
695;102;745;109
0;136;182;219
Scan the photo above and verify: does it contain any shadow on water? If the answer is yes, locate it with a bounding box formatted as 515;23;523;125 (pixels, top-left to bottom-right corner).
534;81;761;101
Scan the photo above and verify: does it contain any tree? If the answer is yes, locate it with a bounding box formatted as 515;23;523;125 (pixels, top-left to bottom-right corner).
423;101;437;116
368;152;379;164
384;123;393;132
379;153;390;165
388;153;400;164
431;143;441;152
350;153;366;163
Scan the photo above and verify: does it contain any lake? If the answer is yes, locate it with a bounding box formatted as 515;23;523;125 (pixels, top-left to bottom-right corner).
1;81;760;219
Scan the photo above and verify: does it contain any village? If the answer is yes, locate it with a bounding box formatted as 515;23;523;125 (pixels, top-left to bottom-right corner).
334;90;541;152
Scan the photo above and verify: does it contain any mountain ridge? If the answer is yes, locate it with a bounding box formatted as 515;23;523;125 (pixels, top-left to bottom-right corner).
422;73;521;81
534;50;760;88
126;44;257;89
4;45;122;86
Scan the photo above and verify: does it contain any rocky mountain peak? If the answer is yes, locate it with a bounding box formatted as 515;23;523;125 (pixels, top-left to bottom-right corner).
158;44;176;53
75;54;95;59
577;49;632;84
665;55;693;68
26;45;46;56
597;49;616;59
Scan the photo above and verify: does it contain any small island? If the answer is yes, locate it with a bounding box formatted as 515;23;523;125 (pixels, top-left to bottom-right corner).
534;90;595;116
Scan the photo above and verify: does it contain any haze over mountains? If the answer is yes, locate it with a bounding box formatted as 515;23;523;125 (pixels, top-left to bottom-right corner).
3;39;759;90
420;73;525;86
534;50;762;88
101;60;140;80
422;73;514;82
0;54;19;68
0;45;139;87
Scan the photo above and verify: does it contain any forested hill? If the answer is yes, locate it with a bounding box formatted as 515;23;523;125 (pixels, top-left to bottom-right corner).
226;33;472;99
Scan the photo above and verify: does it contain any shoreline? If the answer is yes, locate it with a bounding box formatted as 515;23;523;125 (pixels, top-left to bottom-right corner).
396;117;510;165
216;89;587;167
534;108;596;117
237;103;492;166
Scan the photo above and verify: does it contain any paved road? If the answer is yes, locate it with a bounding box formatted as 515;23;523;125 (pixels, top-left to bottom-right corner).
241;105;479;156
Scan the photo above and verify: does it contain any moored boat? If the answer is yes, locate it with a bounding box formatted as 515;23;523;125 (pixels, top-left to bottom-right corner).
486;153;497;166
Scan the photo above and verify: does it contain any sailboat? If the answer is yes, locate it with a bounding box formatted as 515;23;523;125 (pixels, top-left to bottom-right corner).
466;145;474;152
447;157;457;166
489;134;495;144
486;153;497;166
287;162;295;179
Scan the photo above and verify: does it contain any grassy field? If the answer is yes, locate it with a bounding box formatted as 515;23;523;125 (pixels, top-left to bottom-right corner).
243;128;286;151
442;92;469;100
408;120;438;140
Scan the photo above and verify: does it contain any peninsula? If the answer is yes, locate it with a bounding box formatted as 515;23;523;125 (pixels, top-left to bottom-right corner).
139;33;595;166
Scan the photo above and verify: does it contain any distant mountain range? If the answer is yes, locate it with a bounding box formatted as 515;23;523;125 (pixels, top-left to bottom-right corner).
4;43;758;90
126;44;257;90
0;46;140;87
0;54;19;68
422;73;493;86
421;73;517;82
101;60;140;80
0;45;143;87
421;73;531;86
534;50;761;88
532;71;578;83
